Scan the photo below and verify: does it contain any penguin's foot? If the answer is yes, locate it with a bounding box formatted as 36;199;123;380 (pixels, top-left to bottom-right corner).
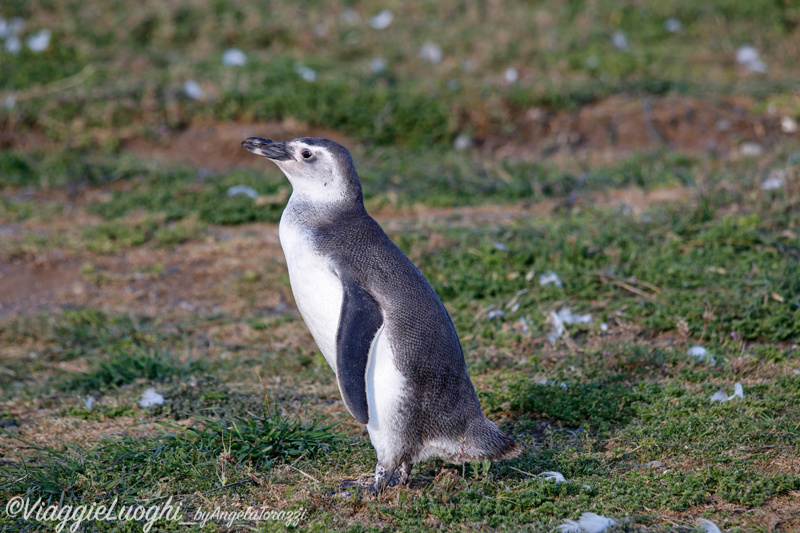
370;462;395;493
389;461;413;487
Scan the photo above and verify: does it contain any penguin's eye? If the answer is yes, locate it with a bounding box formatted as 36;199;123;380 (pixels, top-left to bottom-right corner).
301;149;313;159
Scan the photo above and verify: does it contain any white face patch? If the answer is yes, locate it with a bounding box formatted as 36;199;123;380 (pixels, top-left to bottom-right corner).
274;141;351;204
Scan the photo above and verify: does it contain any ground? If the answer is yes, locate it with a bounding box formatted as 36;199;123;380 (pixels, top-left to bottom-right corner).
2;108;799;532
1;1;800;531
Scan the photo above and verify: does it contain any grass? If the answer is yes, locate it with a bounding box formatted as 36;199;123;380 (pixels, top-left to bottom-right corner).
2;0;800;149
0;145;711;265
2;0;800;531
2;159;798;530
60;346;206;392
0;405;343;531
398;198;799;344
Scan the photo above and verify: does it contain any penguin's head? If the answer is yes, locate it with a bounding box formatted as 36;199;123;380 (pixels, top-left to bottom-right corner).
242;137;362;204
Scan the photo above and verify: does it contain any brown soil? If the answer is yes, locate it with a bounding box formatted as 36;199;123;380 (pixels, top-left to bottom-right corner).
10;95;763;318
1;93;772;327
123;119;355;172
492;95;790;161
0;223;288;318
0;185;693;319
1;96;796;530
96;95;794;172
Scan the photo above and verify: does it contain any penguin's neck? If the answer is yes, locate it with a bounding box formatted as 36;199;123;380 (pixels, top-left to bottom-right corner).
283;191;368;228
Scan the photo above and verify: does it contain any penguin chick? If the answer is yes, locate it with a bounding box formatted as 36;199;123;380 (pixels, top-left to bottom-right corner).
241;136;520;492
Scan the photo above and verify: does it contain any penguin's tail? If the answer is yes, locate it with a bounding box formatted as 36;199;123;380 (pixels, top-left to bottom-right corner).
464;416;521;461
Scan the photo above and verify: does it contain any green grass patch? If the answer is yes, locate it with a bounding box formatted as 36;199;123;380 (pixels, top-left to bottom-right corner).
60;347;205;392
87;166;287;225
507;379;657;432
399;200;799;344
0;151;154;189
0;406;343;530
4;1;800;148
212;56;453;147
146;376;267;421
360;148;696;209
10;147;700;227
0;43;85;91
50;308;165;358
61;403;139;422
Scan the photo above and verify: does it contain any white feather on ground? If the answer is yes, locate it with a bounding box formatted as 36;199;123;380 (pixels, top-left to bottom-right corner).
539;271;563;287
688;345;716;365
710;383;744;403
549;308;592;343
26;29;50;52
295;64;317;82
698;518;723;533
558;512;618;533
369;9;393;30
709;391;728;402
222;48;247;67
183;80;203;100
538;471;566;483
227;185;259;200
139;388;165;408
733;382;744;398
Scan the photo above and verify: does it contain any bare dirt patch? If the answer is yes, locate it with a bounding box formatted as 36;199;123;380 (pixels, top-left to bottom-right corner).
0;257;85;316
491;95;791;161
20;95;784;171
0;224;288;319
124;120;355;172
0;93;774;332
0;184;693;320
666;494;800;532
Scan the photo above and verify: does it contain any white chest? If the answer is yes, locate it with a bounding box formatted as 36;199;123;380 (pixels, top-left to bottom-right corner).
279;214;343;373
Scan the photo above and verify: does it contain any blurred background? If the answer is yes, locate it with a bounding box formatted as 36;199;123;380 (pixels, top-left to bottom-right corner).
2;0;799;188
1;0;799;338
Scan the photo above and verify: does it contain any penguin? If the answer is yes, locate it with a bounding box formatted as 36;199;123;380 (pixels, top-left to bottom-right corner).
241;136;520;492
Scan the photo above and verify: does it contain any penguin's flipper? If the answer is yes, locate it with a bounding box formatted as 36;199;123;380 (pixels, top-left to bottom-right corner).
335;272;383;425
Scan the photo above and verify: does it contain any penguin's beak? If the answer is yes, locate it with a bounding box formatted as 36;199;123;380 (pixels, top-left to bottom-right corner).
241;137;295;161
